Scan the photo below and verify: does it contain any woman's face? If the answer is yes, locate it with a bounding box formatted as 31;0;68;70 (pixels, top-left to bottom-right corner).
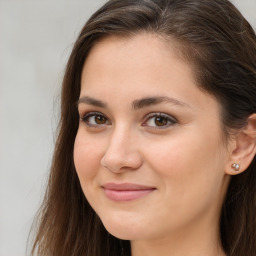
74;34;231;241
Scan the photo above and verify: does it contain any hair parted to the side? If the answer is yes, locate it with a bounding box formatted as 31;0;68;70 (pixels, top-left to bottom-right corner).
30;0;256;255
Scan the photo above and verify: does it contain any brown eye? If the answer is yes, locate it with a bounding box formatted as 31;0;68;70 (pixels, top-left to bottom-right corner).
95;115;107;124
81;112;109;127
154;116;168;126
143;113;177;129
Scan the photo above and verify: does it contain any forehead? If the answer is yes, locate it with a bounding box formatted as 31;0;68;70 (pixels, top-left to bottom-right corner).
80;33;219;114
82;34;194;90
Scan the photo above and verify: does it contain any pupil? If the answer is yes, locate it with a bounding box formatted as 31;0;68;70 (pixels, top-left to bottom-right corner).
155;116;167;126
96;115;106;124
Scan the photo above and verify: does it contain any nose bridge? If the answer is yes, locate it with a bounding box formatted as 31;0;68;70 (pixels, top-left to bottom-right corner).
101;123;142;172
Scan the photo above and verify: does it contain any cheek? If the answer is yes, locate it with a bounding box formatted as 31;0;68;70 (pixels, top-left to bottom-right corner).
142;133;227;229
144;130;226;195
73;132;102;181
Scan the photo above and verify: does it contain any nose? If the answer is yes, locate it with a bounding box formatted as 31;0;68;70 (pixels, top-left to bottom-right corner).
100;127;143;173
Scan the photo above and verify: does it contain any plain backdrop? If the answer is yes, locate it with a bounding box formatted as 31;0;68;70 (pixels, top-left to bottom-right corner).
0;1;255;255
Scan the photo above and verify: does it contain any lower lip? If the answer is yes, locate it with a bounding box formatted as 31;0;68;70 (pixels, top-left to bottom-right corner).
104;188;155;202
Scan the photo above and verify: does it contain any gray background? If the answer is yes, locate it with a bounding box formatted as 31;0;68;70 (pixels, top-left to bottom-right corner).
0;1;255;256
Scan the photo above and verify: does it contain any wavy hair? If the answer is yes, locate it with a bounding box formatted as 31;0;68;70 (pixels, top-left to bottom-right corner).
31;0;256;255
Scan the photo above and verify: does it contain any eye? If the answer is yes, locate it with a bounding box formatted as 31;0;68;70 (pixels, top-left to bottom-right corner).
142;113;177;129
80;112;110;127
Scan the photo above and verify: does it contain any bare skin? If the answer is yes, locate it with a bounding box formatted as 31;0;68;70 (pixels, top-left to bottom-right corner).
74;33;256;256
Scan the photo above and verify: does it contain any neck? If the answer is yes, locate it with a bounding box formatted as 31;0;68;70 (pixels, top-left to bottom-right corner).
131;217;226;256
131;176;230;256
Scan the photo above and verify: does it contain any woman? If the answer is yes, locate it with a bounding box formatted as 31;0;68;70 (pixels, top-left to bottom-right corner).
31;0;256;255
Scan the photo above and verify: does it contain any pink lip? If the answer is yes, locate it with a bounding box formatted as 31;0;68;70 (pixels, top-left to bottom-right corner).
102;183;156;202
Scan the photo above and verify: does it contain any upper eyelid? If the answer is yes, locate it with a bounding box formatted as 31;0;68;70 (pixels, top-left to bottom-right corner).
79;110;177;125
80;111;107;118
143;112;177;121
80;112;111;128
83;111;104;116
142;112;178;129
80;111;176;118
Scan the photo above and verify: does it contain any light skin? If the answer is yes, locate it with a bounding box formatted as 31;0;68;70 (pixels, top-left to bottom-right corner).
73;33;256;256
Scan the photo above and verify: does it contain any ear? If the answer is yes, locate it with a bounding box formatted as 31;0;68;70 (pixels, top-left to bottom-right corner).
225;114;256;175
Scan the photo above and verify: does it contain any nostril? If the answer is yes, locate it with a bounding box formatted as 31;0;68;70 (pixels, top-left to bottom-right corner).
100;150;143;173
100;154;124;173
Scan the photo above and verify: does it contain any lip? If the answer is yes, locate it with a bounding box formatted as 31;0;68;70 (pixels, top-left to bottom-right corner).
102;183;156;202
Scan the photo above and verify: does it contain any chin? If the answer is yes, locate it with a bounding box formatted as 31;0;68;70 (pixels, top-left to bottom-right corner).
104;224;143;240
100;214;147;240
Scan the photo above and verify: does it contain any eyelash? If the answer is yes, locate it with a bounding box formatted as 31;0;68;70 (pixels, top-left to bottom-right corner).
142;112;177;129
80;111;110;128
80;111;177;129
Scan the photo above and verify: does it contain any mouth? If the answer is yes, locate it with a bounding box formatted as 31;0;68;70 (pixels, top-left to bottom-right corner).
102;183;156;202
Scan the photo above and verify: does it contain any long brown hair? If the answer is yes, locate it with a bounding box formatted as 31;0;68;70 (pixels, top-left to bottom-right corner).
31;0;256;255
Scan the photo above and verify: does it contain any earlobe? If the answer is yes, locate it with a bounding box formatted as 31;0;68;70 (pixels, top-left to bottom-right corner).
225;114;256;175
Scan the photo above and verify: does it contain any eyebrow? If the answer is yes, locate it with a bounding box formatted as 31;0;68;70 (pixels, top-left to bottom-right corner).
132;96;190;109
77;96;190;109
77;96;107;108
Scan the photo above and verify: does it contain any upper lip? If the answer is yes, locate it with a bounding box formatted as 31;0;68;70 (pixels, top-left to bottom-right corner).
102;183;156;191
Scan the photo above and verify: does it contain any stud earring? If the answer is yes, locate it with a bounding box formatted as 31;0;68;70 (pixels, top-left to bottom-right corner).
232;163;240;171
